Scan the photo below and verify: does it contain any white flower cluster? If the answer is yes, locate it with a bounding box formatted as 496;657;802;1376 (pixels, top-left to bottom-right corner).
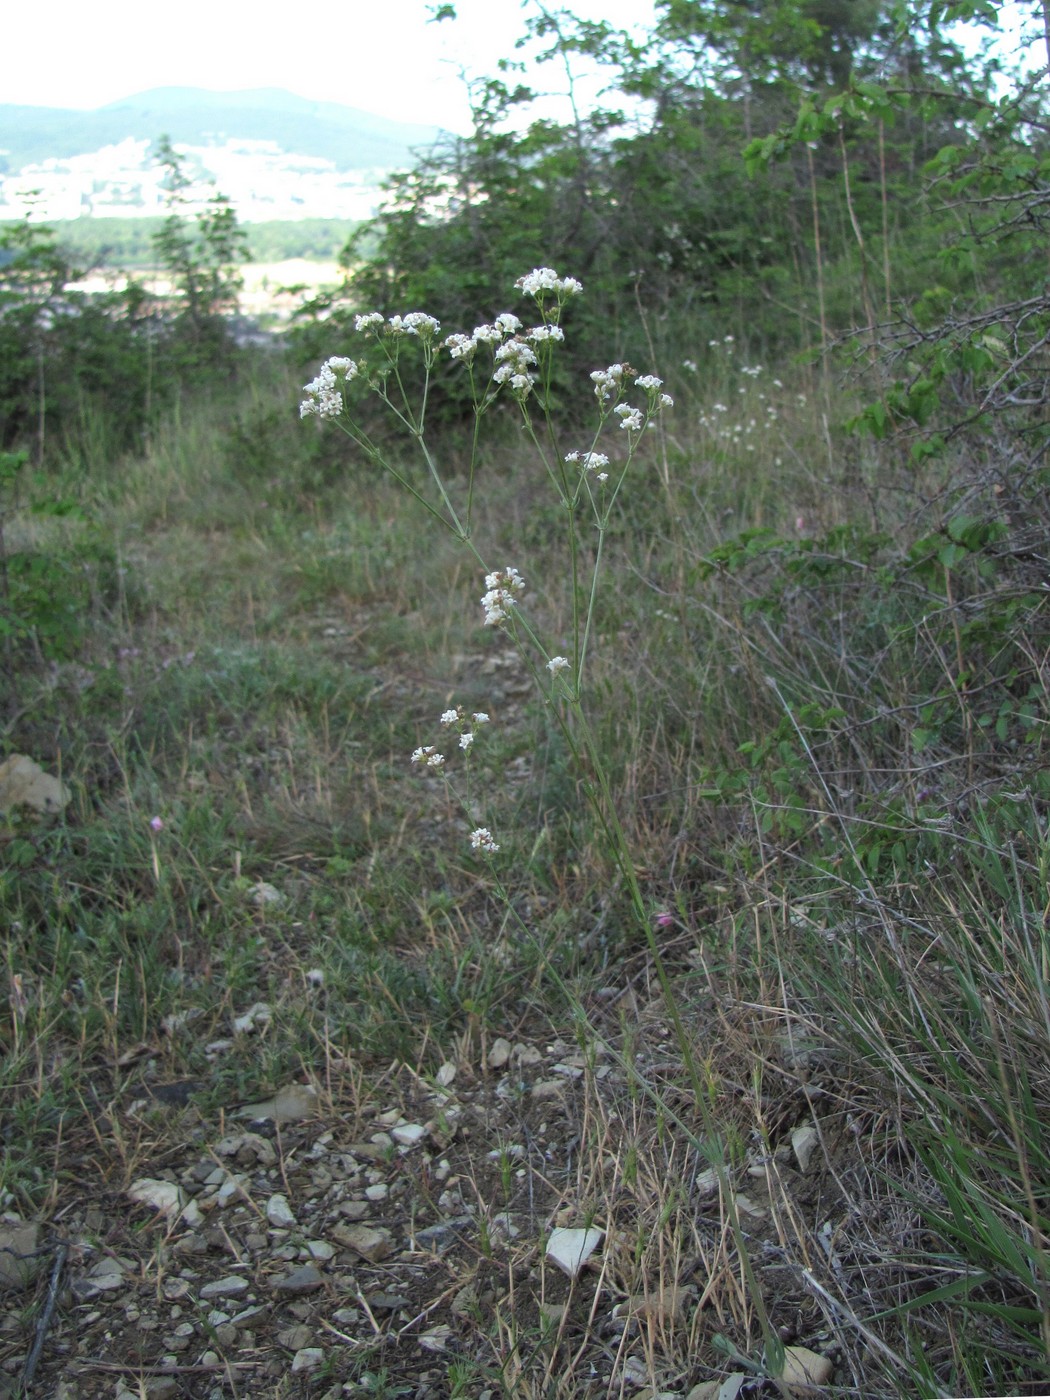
481;567;525;627
614;403;645;432
410;745;445;768
439;275;579;395
353;311;441;339
526;324;565;344
439;705;491;752
589;364;673;431
410;711;500;854
442;314;527;368
478;313;522;342
299;357;358;419
590;362;631;404
565;450;610;482
443;333;476;361
515;267;583;299
635;376;676;407
492;340;539;397
547;655;570;674
565;450;609;471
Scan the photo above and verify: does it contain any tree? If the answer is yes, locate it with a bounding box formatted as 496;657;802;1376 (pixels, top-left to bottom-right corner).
151;137;250;367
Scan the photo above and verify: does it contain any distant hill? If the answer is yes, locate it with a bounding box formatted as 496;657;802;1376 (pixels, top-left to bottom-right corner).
0;87;443;173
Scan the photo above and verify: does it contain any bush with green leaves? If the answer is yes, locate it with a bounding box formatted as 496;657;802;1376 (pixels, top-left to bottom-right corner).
0;141;250;471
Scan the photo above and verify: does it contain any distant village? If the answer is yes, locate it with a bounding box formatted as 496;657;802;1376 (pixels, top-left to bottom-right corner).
0;137;391;223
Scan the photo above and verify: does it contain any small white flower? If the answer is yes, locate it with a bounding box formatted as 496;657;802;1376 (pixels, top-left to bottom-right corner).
354;312;384;332
547;656;570;674
481;568;525;627
326;356;358;377
411;745;442;765
659;393;673;408
473;712;489;724
440;709;460;727
590;363;629;403
402;311;441;337
459;732;474;750
495;312;522;334
473;323;504;344
444;333;477;360
634;374;663;390
494;340;537;367
527;324;565;344
300;361;343;419
515;267;582;298
484;567;524;594
614;404;644;432
470;827;500;853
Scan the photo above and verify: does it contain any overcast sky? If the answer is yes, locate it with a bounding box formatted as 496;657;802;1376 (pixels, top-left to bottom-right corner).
4;0;657;132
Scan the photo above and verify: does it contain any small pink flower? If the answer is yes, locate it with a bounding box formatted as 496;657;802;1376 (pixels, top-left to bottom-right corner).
654;911;674;929
149;816;164;832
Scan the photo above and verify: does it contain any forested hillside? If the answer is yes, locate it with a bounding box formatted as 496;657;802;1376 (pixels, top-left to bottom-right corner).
1;2;1047;1397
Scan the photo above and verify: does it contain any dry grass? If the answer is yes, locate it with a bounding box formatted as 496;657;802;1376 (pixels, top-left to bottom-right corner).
2;338;1048;1397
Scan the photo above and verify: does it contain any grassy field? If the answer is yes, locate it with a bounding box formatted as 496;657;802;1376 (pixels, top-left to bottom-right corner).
1;308;1048;1399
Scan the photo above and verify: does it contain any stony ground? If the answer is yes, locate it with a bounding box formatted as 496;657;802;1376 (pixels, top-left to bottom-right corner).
0;982;877;1400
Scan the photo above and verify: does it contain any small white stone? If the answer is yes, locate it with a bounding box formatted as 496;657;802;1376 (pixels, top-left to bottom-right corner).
215;1172;250;1207
249;881;284;907
200;1276;249;1300
127;1178;201;1226
291;1347;325;1372
791;1122;820;1173
545;1226;603;1279
232;1002;272;1034
391;1123;427;1148
266;1194;297;1228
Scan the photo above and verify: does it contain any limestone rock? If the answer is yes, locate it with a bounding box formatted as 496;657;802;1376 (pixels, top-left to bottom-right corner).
0;755;70;817
0;1220;39;1290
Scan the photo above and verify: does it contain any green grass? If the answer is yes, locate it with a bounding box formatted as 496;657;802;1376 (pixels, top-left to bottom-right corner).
2;331;1048;1396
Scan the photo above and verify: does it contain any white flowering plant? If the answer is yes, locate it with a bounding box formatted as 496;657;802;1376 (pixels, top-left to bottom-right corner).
301;268;671;728
301;268;785;1365
300;267;677;932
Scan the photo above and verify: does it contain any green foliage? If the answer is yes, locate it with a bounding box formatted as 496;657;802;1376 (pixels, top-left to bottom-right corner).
150;137;251;367
332;0;1000;389
49;216;356;268
0;449;115;672
0;139;251;472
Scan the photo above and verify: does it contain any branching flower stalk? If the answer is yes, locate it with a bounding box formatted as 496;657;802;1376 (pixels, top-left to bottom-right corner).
300;267;785;1376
